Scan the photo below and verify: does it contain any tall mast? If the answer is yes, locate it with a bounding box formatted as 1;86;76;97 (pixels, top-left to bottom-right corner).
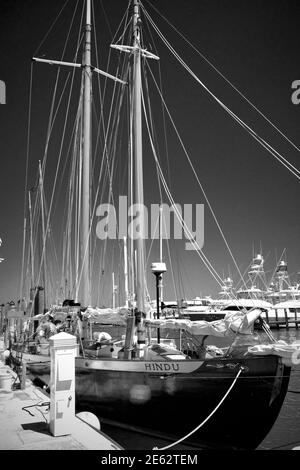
39;161;47;311
32;0;126;307
132;0;146;313
81;0;92;306
28;190;35;288
124;237;129;308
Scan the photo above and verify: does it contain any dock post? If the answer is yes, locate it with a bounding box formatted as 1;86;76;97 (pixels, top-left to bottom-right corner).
49;332;77;437
265;310;269;325
284;309;289;329
275;309;279;329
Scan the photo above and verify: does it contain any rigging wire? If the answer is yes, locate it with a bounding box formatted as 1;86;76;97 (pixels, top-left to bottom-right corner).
141;59;185;302
141;88;224;288
19;63;34;301
30;0;83;306
144;0;300;170
75;10;131;301
142;5;300;181
145;60;247;290
34;0;72;56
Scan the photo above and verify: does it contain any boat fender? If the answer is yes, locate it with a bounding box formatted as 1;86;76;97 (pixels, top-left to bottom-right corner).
76;411;101;431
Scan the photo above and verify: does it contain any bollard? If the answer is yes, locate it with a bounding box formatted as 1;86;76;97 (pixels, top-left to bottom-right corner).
49;332;77;437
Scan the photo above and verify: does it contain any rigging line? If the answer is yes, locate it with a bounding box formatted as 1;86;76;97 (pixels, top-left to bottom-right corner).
225;105;300;180
40;0;81;177
99;0;113;39
145;62;247;290
61;138;77;296
76;85;128;297
145;213;159;268
33;0;71;56
143;0;300;163
23;63;33;220
35;74;70;304
143;7;300;180
41;72;71;176
91;3;130;196
60;97;82;290
40;2;83;297
91;0;109;157
20;63;34;301
234;259;256;291
142;89;224;288
141;7;172;190
51;43;85;205
54;93;83;239
153;145;224;288
43;62;78;260
37;70;79;299
92;0;128;118
164;223;180;303
142;62;178;302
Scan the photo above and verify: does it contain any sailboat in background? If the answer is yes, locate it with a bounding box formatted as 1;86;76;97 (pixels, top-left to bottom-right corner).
7;0;293;450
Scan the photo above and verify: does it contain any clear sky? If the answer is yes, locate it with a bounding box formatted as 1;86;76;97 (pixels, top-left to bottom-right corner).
0;0;300;306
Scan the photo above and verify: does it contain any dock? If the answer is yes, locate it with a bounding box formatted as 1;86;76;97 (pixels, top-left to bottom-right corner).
264;309;300;329
0;338;122;451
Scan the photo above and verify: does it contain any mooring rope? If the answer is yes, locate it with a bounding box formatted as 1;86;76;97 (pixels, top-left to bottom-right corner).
153;366;244;450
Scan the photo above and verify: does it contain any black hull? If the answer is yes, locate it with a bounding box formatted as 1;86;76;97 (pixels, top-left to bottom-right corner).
22;354;290;450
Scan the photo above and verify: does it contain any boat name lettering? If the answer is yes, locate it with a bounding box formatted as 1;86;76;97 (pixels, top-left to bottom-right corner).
144;362;180;372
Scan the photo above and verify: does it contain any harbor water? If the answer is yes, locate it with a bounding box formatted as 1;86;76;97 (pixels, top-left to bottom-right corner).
100;329;300;450
258;329;300;450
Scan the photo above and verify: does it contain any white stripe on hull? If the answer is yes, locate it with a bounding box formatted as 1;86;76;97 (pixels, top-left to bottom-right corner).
13;351;203;373
76;357;204;373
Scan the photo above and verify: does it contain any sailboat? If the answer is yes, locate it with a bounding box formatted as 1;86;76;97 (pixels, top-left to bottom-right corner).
9;0;293;450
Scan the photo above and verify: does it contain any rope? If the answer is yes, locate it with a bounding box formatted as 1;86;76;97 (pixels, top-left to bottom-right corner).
153;367;244;450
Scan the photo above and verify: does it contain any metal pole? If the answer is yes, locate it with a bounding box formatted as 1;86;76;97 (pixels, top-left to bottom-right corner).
124;237;129;308
132;0;146;313
159;205;164;302
112;272;115;309
81;0;92;306
39;161;47;311
156;273;161;343
28;191;35;287
159;205;163;263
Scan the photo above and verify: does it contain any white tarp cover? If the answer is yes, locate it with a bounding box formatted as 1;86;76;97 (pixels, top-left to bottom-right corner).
248;340;300;365
145;310;261;337
82;307;129;326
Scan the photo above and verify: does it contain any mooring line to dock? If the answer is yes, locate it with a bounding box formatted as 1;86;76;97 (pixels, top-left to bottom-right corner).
152;367;244;451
